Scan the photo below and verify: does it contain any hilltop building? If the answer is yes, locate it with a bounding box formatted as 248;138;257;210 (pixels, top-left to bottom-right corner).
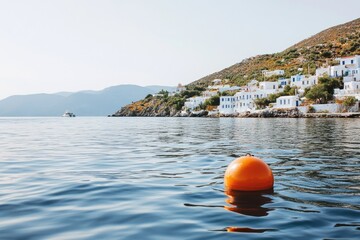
212;79;222;85
262;69;285;77
207;84;240;93
176;83;186;93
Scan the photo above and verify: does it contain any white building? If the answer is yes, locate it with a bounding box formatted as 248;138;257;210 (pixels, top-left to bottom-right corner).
343;69;360;82
176;83;186;93
262;69;285;77
316;67;331;77
344;81;360;93
328;56;360;100
317;55;360;78
219;85;279;114
184;96;209;110
202;90;218;98
248;79;259;86
335;81;360;97
233;90;270;113
259;81;278;91
219;96;236;114
212;79;222;85
337;55;360;67
290;75;317;89
278;78;291;88
275;95;300;108
208;84;241;93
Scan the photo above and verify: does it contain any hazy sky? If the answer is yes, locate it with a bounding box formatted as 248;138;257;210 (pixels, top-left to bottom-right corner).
0;0;359;100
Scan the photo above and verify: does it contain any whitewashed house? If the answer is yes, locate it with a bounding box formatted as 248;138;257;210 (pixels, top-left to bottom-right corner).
335;81;360;97
290;74;317;89
208;85;241;93
212;79;222;85
233;90;267;113
330;56;360;100
317;56;360;78
278;78;291;88
316;66;331;77
344;81;360;93
343;68;360;82
202;90;218;98
275;96;300;108
219;96;236;114
248;79;259;86
184;96;209;110
176;83;186;93
337;55;360;68
241;80;259;92
219;82;280;114
259;81;278;91
262;69;285;77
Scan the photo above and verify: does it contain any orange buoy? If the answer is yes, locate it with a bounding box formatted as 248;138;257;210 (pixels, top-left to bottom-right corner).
224;154;274;191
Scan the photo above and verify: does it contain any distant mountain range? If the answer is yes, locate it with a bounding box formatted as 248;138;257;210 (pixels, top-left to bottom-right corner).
0;85;176;116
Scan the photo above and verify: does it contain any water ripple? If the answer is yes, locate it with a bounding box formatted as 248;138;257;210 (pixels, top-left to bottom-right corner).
0;117;359;239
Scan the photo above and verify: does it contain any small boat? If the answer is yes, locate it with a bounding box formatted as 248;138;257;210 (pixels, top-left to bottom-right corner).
62;111;76;117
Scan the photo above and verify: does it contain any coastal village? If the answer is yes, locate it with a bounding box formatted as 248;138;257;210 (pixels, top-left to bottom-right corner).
179;55;360;116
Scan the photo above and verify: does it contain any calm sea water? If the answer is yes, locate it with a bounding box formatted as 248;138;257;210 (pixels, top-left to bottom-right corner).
0;117;359;239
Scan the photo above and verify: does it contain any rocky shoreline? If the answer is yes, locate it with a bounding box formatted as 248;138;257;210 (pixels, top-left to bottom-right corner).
112;107;360;118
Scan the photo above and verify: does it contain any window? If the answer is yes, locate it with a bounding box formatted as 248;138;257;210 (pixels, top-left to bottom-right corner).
280;100;282;104
288;99;290;104
351;60;354;64
342;61;345;65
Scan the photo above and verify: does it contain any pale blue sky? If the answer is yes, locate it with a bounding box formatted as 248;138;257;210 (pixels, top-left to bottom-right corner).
0;0;359;99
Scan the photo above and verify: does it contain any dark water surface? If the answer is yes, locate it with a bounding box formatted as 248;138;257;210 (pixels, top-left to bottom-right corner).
0;117;359;239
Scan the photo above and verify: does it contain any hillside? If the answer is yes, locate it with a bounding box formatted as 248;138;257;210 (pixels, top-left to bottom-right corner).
114;17;360;117
189;18;360;88
0;85;175;116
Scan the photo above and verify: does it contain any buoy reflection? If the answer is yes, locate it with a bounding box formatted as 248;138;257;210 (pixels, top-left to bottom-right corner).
224;188;274;217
